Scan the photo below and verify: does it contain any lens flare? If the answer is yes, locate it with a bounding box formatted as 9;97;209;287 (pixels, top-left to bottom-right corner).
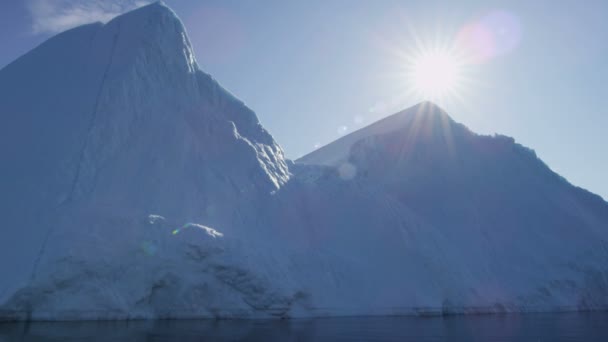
455;10;522;63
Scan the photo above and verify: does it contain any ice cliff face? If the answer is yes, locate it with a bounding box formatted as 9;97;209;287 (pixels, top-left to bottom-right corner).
1;2;608;321
0;2;291;320
296;102;608;314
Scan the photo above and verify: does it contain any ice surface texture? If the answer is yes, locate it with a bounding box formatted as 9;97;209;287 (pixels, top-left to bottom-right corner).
1;2;608;320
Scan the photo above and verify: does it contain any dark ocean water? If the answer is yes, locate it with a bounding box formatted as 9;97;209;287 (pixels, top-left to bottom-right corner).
2;312;608;341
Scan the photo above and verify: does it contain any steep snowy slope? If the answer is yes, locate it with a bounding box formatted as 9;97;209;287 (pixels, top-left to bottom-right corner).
0;2;292;320
294;102;608;314
298;101;446;167
2;2;608;321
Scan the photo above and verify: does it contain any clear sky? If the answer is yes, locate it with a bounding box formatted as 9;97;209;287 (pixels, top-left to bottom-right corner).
1;0;607;200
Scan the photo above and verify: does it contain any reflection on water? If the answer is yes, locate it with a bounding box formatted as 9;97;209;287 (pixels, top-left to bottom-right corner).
2;312;608;341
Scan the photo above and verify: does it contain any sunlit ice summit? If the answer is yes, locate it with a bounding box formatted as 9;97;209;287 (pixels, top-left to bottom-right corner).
1;2;608;321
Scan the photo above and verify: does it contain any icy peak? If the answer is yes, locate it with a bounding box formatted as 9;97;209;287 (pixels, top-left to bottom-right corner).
112;1;176;23
101;0;198;74
105;1;183;32
389;101;454;131
411;100;444;112
297;101;460;166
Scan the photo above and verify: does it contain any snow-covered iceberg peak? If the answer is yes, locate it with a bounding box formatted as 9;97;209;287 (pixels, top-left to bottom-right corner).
0;1;290;315
297;101;462;166
102;1;198;75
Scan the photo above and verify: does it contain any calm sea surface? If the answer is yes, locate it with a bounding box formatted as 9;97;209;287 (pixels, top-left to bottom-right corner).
2;312;608;341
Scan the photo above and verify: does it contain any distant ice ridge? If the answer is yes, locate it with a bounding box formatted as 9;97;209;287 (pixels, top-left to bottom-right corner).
1;2;608;321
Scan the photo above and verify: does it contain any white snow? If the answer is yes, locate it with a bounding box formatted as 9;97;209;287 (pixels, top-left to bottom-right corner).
297;101;447;166
174;223;224;239
147;215;166;225
1;1;608;321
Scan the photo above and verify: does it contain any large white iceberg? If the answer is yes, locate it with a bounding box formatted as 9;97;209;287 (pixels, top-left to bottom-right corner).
1;2;607;320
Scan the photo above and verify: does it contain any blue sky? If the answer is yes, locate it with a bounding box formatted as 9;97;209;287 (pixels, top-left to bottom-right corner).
1;0;607;199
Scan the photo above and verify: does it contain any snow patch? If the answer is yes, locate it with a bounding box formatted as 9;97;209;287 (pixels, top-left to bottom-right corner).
173;223;224;239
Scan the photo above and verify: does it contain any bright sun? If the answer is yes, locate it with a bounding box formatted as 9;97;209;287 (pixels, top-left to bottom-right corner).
409;49;463;100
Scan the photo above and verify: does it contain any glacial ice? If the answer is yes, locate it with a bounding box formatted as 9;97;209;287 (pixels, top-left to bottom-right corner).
1;2;608;321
